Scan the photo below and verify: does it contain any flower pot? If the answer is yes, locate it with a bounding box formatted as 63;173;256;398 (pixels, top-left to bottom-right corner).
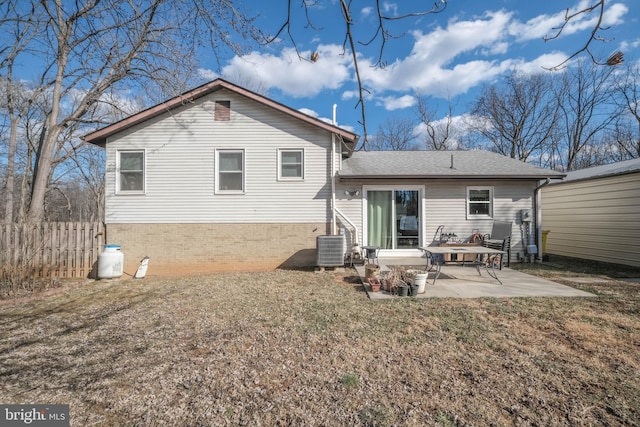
396;283;409;297
409;283;419;297
368;277;381;292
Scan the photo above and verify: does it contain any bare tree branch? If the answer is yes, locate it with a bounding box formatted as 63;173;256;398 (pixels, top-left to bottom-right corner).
261;1;448;149
544;1;623;70
1;0;261;222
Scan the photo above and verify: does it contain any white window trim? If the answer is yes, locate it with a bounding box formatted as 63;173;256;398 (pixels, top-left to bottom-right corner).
466;186;494;219
215;149;245;194
278;148;304;181
116;149;146;195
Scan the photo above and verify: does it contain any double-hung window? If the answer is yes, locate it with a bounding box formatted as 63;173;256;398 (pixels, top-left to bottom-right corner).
117;150;145;193
467;186;493;218
279;149;304;180
216;149;244;192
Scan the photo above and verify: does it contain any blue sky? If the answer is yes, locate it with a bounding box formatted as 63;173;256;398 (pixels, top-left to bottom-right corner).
198;0;639;141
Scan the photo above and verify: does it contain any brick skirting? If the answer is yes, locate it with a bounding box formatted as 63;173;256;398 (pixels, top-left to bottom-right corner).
106;223;332;276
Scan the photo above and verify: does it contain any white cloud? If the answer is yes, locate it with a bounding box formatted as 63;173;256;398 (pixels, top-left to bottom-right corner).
197;68;219;81
338;123;357;133
221;44;351;98
298;107;319;118
510;1;628;42
601;2;628;26
297;107;355;132
341;90;358;101
620;39;640;50
413;114;471;150
377;95;416;111
215;0;631;109
382;2;398;16
481;42;509;56
355;2;624;98
357;11;516;96
511;52;570;74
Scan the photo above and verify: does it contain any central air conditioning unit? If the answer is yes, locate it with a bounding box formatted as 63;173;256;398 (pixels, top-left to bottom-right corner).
316;235;345;267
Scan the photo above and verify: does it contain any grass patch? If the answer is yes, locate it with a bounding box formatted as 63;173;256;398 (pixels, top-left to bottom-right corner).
340;373;359;388
0;267;638;425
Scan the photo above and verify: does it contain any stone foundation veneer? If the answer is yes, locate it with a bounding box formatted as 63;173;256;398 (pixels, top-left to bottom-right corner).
106;222;332;276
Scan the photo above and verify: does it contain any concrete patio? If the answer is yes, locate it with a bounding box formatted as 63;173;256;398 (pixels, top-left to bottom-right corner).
357;257;596;300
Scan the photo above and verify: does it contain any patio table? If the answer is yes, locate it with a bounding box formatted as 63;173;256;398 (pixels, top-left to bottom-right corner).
419;245;507;285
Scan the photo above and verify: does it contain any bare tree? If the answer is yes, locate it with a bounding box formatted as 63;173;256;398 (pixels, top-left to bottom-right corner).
555;59;621;171
613;62;640;159
368;117;418;151
0;1;44;222
468;71;560;163
415;94;463;151
1;0;260;222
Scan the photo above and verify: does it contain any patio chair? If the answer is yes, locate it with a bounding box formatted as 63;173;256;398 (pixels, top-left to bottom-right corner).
483;220;512;269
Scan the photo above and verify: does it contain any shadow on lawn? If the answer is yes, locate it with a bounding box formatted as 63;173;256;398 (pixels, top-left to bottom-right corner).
0;283;160;384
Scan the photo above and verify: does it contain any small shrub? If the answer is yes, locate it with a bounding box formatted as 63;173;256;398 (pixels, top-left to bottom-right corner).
340;373;359;388
435;412;456;427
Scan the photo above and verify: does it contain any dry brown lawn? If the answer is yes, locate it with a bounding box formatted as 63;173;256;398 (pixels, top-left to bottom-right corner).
1;260;639;426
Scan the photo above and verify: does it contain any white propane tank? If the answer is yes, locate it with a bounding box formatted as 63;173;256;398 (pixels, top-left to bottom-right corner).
98;244;124;279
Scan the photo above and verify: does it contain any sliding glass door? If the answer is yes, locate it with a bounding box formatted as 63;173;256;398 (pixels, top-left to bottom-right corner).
366;188;421;251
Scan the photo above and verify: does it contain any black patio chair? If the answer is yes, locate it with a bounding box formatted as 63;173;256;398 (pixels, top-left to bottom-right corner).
483;220;512;269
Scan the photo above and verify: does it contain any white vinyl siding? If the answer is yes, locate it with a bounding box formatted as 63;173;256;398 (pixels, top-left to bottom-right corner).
116;150;145;193
542;173;640;267
105;90;333;223
335;180;535;264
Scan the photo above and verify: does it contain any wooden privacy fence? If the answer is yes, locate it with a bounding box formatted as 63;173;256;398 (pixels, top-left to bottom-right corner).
0;222;105;279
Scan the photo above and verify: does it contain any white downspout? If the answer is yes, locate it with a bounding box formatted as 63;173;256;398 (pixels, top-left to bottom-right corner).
331;104;337;235
534;178;551;263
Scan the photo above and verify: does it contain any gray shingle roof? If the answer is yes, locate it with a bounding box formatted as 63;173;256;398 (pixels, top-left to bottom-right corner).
339;150;565;180
559;157;640;183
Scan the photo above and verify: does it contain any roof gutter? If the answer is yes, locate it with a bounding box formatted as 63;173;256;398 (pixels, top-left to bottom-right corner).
338;174;565;181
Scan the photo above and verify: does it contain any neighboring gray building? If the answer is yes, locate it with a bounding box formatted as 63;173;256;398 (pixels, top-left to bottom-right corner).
541;158;640;267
